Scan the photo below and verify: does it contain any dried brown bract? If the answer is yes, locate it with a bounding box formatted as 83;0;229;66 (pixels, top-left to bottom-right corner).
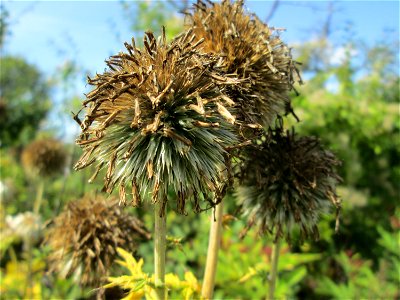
74;28;239;214
21;138;66;178
185;0;301;128
45;195;150;286
235;123;341;242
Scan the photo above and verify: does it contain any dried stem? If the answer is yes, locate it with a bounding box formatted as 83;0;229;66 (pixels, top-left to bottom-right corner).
202;202;224;299
154;201;166;300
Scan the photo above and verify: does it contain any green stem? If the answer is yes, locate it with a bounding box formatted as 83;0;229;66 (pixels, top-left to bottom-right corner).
33;180;44;215
154;201;166;300
8;245;17;264
24;237;33;299
201;202;224;299
268;239;281;300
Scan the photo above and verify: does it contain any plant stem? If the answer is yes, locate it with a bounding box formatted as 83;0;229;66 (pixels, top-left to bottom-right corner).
33;180;44;214
25;180;43;298
24;237;33;299
201;202;224;299
154;201;166;300
268;239;281;300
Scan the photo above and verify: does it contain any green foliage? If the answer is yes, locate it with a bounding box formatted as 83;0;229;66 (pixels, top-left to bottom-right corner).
288;34;399;297
214;222;322;299
315;252;398;299
0;56;51;147
315;225;400;299
291;36;399;260
0;150;29;213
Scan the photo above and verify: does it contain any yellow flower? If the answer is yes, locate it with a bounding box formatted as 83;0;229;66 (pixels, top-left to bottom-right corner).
0;259;44;299
181;272;202;300
105;248;157;300
105;248;203;300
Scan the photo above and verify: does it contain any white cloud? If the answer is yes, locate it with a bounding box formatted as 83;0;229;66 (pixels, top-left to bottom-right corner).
330;46;358;65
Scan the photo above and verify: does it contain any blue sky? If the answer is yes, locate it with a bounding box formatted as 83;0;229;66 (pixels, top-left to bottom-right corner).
2;0;399;139
3;1;399;76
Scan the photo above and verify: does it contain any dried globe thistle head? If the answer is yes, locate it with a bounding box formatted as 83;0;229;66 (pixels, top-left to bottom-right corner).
235;123;341;242
74;28;240;215
4;211;42;245
21;138;66;178
45;194;150;286
185;0;301;128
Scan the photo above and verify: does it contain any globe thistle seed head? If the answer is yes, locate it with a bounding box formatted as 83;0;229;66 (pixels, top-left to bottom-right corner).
4;211;42;245
75;29;239;215
45;194;150;286
21;138;66;178
235;125;341;242
185;0;301;128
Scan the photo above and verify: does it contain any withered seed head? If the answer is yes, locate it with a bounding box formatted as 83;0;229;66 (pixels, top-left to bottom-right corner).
74;28;239;215
21;138;66;178
185;0;301;128
235;123;341;242
45;194;150;286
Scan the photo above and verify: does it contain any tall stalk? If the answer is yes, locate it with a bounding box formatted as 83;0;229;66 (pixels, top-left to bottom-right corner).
33;180;44;214
23;237;33;299
268;239;281;300
25;180;44;298
202;202;224;299
154;201;167;300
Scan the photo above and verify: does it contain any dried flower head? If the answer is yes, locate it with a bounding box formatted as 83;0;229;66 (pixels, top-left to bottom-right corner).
21;138;66;178
185;0;301;128
74;28;239;214
4;211;42;244
235;124;341;242
45;194;150;286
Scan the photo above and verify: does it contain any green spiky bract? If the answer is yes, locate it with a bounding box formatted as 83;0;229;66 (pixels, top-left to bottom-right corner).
75;28;239;214
236;124;341;242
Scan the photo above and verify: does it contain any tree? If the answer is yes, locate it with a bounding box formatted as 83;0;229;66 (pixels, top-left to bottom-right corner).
0;2;9;49
291;34;399;298
0;56;51;148
120;0;186;42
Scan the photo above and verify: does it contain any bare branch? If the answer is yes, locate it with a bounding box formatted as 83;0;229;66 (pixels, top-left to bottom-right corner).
265;0;280;23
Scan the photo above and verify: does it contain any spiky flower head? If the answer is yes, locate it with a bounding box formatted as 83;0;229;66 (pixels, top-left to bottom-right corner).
185;0;301;128
45;194;150;286
21;138;66;178
4;211;42;245
235;124;341;242
74;28;239;214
